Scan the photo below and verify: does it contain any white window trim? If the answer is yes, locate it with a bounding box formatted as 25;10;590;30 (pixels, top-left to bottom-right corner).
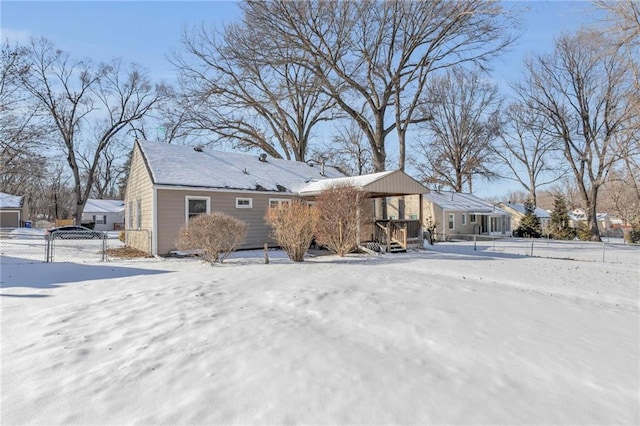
269;198;291;208
185;196;211;225
448;213;455;230
235;197;253;209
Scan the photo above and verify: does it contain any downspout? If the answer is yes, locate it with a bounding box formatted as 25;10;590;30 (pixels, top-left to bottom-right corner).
419;193;424;245
152;186;158;256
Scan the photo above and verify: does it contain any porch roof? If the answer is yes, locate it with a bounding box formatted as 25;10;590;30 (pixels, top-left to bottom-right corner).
297;170;427;197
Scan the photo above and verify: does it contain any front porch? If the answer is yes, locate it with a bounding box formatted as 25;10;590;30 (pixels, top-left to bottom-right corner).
297;170;428;254
360;219;423;253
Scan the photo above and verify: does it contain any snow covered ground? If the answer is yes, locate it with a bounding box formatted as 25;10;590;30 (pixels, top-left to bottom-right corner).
1;242;639;424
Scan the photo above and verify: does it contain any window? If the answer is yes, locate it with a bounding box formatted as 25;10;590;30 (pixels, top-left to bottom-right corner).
470;214;477;223
448;213;455;230
93;215;107;225
410;214;418;220
236;198;253;209
186;196;210;223
462;214;467;225
269;198;291;208
136;199;142;229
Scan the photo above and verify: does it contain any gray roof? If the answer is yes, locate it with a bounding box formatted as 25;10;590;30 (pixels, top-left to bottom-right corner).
138;140;346;193
425;191;508;214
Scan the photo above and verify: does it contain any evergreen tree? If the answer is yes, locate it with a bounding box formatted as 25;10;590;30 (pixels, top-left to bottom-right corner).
549;195;575;240
515;199;542;238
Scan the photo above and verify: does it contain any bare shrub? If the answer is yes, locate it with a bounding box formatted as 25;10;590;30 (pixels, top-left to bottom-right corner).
314;185;372;256
176;212;248;264
265;200;319;262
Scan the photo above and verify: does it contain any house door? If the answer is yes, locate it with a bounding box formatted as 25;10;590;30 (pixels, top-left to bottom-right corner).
481;215;488;233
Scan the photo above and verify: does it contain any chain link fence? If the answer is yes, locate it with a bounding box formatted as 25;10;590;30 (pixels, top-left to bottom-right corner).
427;234;639;264
0;228;48;264
0;228;126;264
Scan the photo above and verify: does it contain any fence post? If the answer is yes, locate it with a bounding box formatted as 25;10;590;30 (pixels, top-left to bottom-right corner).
530;238;534;257
602;241;606;263
45;235;52;263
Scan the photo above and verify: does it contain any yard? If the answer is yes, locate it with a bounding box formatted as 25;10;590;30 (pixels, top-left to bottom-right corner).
1;241;638;424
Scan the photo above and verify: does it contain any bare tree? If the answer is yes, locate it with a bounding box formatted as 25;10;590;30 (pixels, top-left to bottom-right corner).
310;122;373;176
517;29;635;241
18;38;166;224
240;0;516;172
0;41;51;196
595;0;640;220
173;20;335;161
600;167;640;224
412;67;501;192
88;141;129;199
595;0;640;47
493;102;565;206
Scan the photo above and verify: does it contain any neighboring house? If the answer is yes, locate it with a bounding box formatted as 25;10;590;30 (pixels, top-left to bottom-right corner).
82;199;125;231
0;192;28;228
389;191;511;239
498;202;551;234
125;140;427;256
568;208;611;232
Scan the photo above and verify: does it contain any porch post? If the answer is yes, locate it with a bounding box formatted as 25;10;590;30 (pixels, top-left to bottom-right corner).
356;198;361;247
419;193;424;244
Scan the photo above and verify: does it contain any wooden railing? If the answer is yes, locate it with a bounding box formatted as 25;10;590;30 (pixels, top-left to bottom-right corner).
374;220;422;251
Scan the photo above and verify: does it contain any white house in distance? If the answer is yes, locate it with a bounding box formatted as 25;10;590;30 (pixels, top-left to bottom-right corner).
0;192;28;228
82;199;125;231
568;208;611;233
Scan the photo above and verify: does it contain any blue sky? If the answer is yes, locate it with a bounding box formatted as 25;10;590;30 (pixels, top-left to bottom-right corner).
1;1;603;197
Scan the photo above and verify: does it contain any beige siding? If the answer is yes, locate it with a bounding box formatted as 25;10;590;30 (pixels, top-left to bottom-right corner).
364;171;427;195
123;145;154;253
388;196;480;235
156;189;294;255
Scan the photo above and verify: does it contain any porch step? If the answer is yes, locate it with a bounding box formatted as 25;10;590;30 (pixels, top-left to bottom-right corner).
388;242;406;253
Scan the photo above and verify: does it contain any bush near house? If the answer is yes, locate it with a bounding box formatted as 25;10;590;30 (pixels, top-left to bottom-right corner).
177;212;248;264
265;200;319;262
314;185;372;256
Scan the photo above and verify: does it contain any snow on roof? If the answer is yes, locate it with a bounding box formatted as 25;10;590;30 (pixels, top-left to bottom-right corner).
297;171;395;195
568;211;608;221
502;202;550;218
138;140;346;193
84;199;125;214
0;192;23;209
425;191;508;214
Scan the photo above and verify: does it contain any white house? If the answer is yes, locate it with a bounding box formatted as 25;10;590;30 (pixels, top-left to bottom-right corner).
82;199;125;231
